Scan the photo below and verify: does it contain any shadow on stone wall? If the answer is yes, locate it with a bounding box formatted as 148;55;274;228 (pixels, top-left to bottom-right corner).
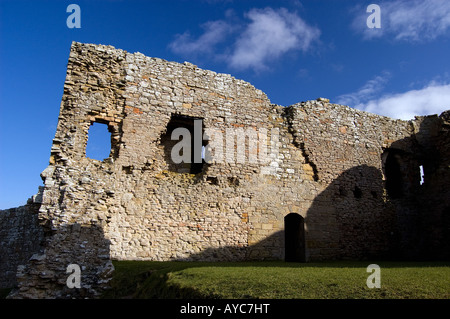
8;222;114;299
181;165;398;263
305;165;398;261
180;125;449;263
0;202;44;289
176;231;284;262
374;112;450;261
411;112;450;260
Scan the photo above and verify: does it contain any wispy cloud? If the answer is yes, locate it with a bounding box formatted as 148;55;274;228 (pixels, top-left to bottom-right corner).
353;0;450;42
168;20;235;57
336;71;391;107
337;75;450;120
169;7;320;71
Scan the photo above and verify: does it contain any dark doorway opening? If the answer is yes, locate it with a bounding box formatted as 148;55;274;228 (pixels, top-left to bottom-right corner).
384;150;404;198
285;213;306;262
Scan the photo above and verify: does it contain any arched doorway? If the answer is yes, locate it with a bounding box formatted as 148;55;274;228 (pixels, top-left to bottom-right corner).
284;213;306;262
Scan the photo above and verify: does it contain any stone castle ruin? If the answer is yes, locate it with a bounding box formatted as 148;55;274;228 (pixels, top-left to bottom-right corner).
1;42;449;298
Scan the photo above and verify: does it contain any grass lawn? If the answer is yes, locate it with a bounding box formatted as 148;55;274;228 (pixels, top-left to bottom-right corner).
103;260;450;299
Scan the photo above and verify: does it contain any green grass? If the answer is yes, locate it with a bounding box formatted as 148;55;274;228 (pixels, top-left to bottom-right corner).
103;260;450;299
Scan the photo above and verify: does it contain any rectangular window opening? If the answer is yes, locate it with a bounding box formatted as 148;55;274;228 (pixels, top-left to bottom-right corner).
160;114;206;174
86;121;112;161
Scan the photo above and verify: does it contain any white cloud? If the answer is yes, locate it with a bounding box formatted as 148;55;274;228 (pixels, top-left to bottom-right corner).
169;20;234;56
228;8;320;71
362;83;450;120
353;0;450;42
336;71;391;107
337;75;450;120
169;7;320;71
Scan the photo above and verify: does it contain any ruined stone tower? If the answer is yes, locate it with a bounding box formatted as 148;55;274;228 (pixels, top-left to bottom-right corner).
1;42;449;298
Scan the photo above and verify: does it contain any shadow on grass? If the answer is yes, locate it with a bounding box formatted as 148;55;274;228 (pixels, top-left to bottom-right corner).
102;260;218;299
102;259;450;299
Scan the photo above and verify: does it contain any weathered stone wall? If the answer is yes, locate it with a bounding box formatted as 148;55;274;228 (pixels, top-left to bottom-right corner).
412;112;450;260
2;42;448;298
0;189;44;288
286;101;417;260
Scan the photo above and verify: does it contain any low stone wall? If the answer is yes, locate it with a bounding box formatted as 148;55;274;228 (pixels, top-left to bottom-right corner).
0;190;44;288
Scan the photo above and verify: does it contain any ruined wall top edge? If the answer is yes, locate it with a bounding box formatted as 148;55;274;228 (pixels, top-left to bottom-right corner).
69;41;446;126
69;41;269;103
69;42;449;125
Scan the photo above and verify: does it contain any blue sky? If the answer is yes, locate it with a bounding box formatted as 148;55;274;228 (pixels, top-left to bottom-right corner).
1;0;450;209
